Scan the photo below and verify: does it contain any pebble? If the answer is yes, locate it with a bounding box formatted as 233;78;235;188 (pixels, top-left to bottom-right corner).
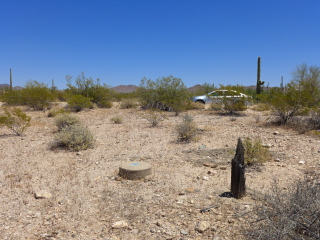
299;161;305;165
180;230;188;235
202;176;209;181
34;190;52;199
195;221;211;233
112;220;128;229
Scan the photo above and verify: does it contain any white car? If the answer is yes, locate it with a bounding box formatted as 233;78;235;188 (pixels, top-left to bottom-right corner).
193;90;251;105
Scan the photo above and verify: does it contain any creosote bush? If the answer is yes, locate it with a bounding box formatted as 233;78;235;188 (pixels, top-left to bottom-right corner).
53;125;94;151
176;114;198;142
2;80;55;110
54;113;81;131
111;116;123;124
67;95;93;112
243;137;271;166
0;107;31;136
221;97;248;114
120;99;138;109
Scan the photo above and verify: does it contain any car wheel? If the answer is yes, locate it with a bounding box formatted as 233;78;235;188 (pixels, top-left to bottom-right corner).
196;100;205;105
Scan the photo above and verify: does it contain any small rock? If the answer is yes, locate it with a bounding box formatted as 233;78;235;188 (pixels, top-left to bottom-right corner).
299;161;305;165
220;166;227;170
273;131;279;135
211;164;218;168
274;158;281;162
76;152;83;155
195;221;211;233
186;187;194;193
199;144;206;149
34;190;52;199
207;170;215;175
262;143;272;148
202;176;209;181
180;230;188;235
112;220;128;229
203;162;212;167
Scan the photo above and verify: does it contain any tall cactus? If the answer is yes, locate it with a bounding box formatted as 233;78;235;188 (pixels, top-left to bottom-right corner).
280;76;284;92
256;57;265;95
10;68;12;91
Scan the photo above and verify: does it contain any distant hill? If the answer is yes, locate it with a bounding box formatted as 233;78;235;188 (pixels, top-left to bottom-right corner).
111;85;138;93
187;84;203;93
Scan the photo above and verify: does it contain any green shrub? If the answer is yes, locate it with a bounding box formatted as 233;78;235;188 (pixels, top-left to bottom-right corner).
142;109;167;127
185;101;205;110
111;116;123;124
243;137;271;166
120;99;138;109
0;107;31;136
47;108;68;118
53;125;94;151
137;75;189;112
220;97;248;114
2;80;55;110
67;95;93;112
261;64;320;124
54;113;81;131
176;114;198;142
66;72;112;108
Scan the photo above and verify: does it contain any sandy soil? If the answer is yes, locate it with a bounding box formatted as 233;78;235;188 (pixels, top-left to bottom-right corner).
0;104;319;240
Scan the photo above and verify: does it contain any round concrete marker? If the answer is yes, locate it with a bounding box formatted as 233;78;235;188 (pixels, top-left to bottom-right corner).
119;161;152;180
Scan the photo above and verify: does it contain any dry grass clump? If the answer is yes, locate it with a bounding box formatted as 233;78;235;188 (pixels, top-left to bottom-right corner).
176;114;199;142
54;113;81;131
252;103;271;111
52;124;94;151
243;137;271;166
111;115;123;124
142;109;167;127
243;175;320;239
120;99;138;109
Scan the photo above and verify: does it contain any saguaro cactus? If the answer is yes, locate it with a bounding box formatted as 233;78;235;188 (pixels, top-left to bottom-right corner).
256;57;265;95
10;68;12;91
280;76;284;92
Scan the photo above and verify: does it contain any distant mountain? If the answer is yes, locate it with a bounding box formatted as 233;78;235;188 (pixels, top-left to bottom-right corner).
111;85;138;93
0;83;23;90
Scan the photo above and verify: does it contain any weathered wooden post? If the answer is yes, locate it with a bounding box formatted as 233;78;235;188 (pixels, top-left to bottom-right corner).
231;138;246;199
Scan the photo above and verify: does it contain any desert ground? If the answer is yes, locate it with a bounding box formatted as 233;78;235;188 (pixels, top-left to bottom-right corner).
0;103;319;240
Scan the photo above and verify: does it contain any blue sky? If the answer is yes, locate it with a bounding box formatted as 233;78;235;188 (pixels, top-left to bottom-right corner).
1;0;319;90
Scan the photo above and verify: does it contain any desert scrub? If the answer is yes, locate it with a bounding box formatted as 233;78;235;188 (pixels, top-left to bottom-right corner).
186;101;205;110
111;116;123;124
67;94;93;112
243;137;271;165
252;103;271;111
176;114;198;142
142;109;167;127
55;113;81;131
243;175;320;239
209;101;222;111
47;108;68;117
0;107;31;136
53;125;94;151
120;99;138;109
